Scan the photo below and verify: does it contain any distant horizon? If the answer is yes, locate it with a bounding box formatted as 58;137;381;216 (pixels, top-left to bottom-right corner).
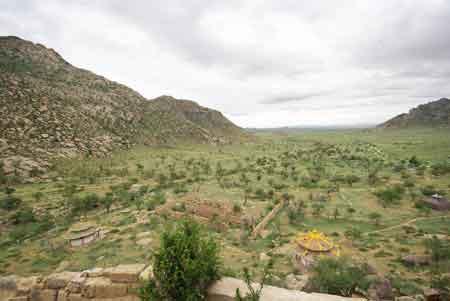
244;123;377;130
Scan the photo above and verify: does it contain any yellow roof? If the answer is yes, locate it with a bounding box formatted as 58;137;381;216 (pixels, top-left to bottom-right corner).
295;230;334;252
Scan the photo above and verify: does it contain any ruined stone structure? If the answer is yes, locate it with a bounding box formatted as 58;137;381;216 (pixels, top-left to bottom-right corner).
64;223;101;248
0;264;365;301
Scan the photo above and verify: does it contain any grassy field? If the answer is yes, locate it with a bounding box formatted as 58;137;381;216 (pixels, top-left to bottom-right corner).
1;127;449;293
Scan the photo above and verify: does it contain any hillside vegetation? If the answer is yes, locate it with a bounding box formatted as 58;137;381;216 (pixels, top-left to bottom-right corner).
0;36;245;181
378;98;450;128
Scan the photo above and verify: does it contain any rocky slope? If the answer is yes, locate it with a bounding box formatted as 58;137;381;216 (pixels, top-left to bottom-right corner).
0;36;245;180
378;98;450;128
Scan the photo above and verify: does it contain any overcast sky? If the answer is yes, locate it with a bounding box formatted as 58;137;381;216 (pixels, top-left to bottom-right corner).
1;1;450;127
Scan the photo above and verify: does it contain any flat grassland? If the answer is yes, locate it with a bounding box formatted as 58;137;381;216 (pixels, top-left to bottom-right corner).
1;127;449;293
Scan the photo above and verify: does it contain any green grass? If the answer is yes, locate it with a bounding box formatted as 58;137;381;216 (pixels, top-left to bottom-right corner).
1;127;449;286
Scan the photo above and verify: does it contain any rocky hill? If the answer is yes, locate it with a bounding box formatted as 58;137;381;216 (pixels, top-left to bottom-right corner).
0;36;245;180
378;98;450;128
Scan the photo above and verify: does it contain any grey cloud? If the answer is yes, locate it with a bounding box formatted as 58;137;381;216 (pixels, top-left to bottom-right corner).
261;91;329;104
1;0;450;127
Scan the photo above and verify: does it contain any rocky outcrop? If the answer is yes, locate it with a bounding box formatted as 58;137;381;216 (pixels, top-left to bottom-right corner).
378;98;450;128
208;277;365;301
0;36;247;181
0;265;365;301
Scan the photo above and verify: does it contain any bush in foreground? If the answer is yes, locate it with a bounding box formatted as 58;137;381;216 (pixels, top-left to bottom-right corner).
140;219;221;301
308;257;367;297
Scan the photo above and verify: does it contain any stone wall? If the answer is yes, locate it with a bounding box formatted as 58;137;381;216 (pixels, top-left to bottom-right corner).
251;199;285;239
0;264;365;301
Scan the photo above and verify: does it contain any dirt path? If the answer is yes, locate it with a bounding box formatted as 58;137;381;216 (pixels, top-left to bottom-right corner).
364;214;450;235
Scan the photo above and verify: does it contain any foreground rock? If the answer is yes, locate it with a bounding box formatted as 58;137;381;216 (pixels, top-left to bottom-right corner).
285;273;309;291
0;265;364;301
208;277;365;301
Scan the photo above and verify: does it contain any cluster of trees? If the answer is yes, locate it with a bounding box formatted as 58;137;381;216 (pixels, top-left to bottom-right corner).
0;187;54;244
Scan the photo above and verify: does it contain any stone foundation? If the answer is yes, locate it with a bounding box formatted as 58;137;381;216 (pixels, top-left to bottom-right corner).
0;264;365;301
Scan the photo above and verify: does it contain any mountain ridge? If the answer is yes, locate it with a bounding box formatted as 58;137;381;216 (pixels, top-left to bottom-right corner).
378;98;450;128
0;36;246;180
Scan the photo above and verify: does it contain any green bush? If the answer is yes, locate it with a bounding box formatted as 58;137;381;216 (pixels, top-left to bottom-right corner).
431;161;450;176
11;207;36;224
140;219;221;301
235;261;273;301
308;257;367;297
374;185;405;207
0;195;22;210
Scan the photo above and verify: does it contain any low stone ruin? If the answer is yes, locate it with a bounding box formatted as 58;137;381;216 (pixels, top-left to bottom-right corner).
0;264;365;301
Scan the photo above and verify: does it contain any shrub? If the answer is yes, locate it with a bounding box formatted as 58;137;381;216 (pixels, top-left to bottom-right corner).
374;185;405;207
431;161;450;176
235;260;273;301
11;207;36;224
421;185;437;196
140;219;221;301
308;257;367;297
0;195;22;210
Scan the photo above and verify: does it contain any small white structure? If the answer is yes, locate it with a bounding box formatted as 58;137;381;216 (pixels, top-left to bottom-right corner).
65;223;100;247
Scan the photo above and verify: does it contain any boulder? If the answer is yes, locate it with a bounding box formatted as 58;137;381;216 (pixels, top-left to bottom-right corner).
423;288;441;301
15;276;41;296
30;289;58;301
259;253;271;261
81;277;128;299
207;277;365;301
0;275;19;301
81;267;104;278
136;231;151;239
45;272;81;289
7;297;28;301
66;274;86;294
396;296;425;301
285;274;309;291
136;238;152;246
294;255;316;273
139;265;154;281
402;255;432;267
368;278;394;301
103;264;146;283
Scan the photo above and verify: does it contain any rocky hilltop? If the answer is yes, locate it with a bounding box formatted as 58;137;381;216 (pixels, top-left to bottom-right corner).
0;36;245;180
378;98;450;128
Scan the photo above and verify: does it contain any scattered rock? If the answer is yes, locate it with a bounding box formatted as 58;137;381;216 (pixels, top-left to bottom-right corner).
396;295;425;301
45;271;81;289
81;277;128;299
402;255;432;267
81;267;104;278
139;265;154;281
285;274;309;291
259;253;271;261
368;277;394;301
136;238;153;246
103;264;146;283
136;231;152;239
423;288;441;301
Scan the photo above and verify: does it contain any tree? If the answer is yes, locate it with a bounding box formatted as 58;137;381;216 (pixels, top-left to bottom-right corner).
312;203;325;217
140;219;221;301
101;193;114;213
374;185;405;208
32;191;44;202
333;207;340;220
346;207;356;218
345;175;360;187
0;194;22;210
308;257;367;297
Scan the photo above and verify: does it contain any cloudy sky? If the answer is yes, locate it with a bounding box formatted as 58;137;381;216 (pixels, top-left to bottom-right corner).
1;1;450;127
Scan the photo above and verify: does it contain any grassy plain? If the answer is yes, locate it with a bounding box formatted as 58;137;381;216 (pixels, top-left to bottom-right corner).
1;127;449;293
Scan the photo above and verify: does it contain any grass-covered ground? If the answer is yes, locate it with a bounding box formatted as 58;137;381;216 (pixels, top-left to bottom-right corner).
1;127;449;293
